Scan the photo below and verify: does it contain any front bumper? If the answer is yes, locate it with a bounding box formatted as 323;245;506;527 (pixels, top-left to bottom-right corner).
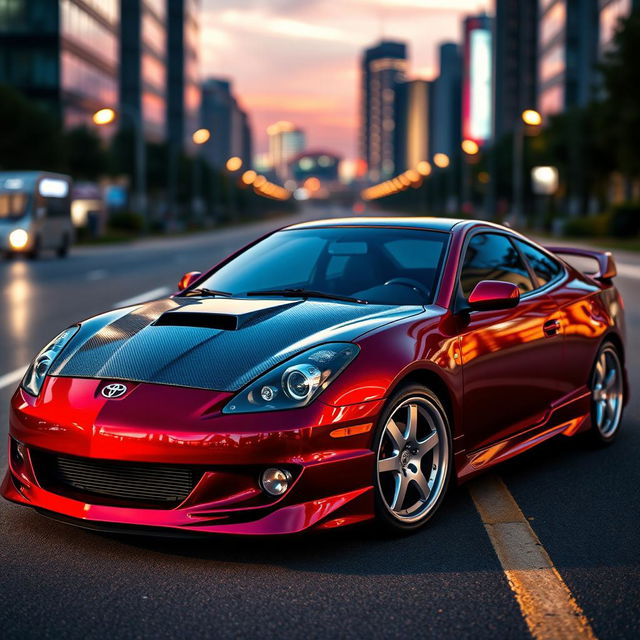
2;376;383;535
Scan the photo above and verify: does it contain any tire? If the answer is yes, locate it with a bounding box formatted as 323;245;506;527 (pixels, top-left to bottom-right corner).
28;236;41;260
586;341;624;445
57;234;70;258
373;385;453;533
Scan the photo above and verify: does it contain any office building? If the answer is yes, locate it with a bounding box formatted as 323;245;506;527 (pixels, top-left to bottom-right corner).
599;0;636;53
462;14;493;146
289;151;341;184
119;0;166;142
200;77;252;170
394;80;431;173
431;43;462;162
537;0;599;116
0;0;119;131
360;40;408;181
493;0;538;139
267;121;305;181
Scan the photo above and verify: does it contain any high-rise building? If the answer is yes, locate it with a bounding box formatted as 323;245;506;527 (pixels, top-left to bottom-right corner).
360;40;408;181
493;0;538;139
119;0;166;142
599;0;637;54
462;14;493;147
167;0;200;205
431;43;462;161
0;0;119;132
537;0;599;116
394;80;431;173
200;78;252;170
267;121;305;181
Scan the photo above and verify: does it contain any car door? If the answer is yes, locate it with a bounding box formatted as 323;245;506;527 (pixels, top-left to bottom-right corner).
456;231;569;452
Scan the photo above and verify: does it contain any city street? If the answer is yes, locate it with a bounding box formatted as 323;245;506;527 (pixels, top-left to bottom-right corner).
0;209;638;639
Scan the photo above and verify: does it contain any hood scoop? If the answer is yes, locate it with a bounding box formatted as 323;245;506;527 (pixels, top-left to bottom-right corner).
153;297;298;331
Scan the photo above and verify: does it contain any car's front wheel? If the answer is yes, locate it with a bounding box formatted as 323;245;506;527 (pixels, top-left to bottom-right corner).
373;385;452;533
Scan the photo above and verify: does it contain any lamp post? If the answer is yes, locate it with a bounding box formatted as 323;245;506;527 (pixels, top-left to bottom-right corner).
461;139;479;214
191;128;211;223
93;107;146;227
433;153;450;213
225;156;243;221
512;109;542;228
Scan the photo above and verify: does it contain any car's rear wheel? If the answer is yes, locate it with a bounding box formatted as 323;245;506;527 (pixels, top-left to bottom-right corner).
588;342;624;444
373;385;452;532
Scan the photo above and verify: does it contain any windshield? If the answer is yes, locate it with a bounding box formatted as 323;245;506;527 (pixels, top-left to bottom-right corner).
194;227;449;305
0;192;29;221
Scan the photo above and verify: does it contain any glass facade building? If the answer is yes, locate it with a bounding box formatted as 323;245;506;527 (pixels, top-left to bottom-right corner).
119;0;166;142
0;0;119;131
599;0;635;53
360;40;408;181
537;0;599;117
394;80;431;173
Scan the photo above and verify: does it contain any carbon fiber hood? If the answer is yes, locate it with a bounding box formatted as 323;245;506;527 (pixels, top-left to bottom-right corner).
52;297;421;391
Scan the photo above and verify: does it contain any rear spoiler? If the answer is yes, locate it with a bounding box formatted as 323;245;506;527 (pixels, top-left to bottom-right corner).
545;246;617;281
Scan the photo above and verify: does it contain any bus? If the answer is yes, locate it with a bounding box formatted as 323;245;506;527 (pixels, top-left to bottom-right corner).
0;171;74;259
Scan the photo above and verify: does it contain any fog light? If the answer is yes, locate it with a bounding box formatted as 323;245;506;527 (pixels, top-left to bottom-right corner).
260;385;277;402
260;467;292;496
9;229;29;250
11;439;26;466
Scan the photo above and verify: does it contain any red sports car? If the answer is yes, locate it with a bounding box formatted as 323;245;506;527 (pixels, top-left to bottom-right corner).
2;218;628;534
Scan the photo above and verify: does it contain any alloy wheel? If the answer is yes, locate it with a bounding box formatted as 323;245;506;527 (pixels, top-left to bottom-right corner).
592;345;623;438
376;395;449;524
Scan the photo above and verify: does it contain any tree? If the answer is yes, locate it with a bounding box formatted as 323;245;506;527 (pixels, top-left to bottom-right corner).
0;84;63;171
600;11;640;184
63;127;108;181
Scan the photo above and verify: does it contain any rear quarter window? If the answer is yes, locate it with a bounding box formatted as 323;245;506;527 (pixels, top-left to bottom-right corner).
515;240;563;288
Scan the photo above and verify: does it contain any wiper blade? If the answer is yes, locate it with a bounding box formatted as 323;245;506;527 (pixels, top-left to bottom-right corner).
246;288;368;304
184;287;233;298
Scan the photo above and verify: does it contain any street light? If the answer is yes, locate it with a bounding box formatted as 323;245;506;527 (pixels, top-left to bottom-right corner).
512;109;543;228
433;153;450;169
226;156;243;172
461;139;480;156
93;106;146;226
191;128;210;221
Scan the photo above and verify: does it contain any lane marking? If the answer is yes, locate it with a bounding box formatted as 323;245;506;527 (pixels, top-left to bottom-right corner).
616;263;640;280
86;269;108;281
469;475;597;640
112;286;171;308
0;366;26;391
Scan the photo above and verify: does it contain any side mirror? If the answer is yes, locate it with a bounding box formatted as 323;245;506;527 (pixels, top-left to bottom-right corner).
178;271;202;291
468;280;520;312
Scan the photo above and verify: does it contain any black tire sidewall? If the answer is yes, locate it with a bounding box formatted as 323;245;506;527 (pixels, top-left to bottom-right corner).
372;384;453;533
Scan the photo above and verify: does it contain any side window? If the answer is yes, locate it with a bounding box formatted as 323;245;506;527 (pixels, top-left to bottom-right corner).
514;240;563;288
460;233;534;298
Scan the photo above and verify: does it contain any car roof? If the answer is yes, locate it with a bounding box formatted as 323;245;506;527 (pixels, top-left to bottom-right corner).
283;217;468;233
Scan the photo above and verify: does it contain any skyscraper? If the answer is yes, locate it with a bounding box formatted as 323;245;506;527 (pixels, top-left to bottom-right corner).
462;14;493;147
119;0;167;142
493;0;538;139
267;121;305;181
538;0;599;116
200;78;253;170
167;0;200;205
394;80;431;173
431;43;462;161
599;0;637;54
360;40;408;181
0;0;119;132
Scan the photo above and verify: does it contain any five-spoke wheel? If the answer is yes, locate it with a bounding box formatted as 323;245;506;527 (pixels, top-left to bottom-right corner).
590;343;624;442
374;387;451;531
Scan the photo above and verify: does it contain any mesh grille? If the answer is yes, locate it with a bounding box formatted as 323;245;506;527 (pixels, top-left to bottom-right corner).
32;451;201;508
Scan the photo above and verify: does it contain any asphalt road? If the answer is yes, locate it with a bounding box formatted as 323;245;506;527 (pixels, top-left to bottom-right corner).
0;207;638;639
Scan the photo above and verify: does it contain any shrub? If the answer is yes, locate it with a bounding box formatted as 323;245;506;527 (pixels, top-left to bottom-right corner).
563;214;610;238
609;202;640;238
108;210;144;233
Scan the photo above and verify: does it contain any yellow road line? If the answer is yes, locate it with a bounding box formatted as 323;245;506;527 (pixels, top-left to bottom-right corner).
469;475;597;640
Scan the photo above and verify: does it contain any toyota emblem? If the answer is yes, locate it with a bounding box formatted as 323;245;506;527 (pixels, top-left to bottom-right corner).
101;383;128;399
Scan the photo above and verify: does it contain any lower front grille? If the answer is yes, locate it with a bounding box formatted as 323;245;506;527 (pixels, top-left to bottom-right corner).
31;450;202;508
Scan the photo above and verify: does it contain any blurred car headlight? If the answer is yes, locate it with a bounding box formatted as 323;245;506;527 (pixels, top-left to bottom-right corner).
223;343;359;414
9;229;29;250
22;326;79;397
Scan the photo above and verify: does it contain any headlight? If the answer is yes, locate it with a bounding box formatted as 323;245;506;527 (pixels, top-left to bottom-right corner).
223;342;359;414
9;229;29;250
22;326;79;397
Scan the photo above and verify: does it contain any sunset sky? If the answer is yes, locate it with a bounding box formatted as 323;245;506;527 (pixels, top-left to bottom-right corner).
200;0;490;160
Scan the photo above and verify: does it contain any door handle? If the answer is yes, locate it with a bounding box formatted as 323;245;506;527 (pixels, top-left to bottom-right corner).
543;319;561;336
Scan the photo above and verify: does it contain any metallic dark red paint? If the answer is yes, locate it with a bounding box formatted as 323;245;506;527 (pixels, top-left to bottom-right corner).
2;218;628;535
